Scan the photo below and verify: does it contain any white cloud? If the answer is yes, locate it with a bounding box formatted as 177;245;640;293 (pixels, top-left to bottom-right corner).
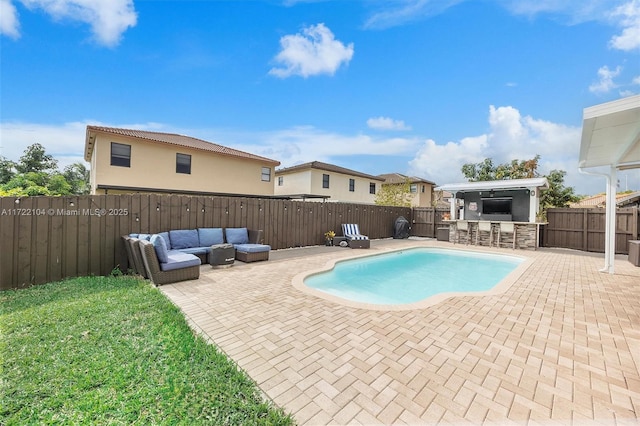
500;0;616;23
4;112;635;195
0;0;20;38
364;0;464;29
217;126;422;168
608;0;640;50
6;0;137;46
408;135;488;184
269;23;354;78
407;105;605;194
367;116;412;131
589;65;622;93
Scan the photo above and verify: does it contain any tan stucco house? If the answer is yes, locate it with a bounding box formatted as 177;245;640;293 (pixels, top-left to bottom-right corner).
274;161;385;204
84;126;280;196
378;173;436;207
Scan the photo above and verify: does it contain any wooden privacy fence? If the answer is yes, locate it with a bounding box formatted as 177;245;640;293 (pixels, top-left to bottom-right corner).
0;194;411;290
542;208;639;254
410;207;451;237
5;194;635;291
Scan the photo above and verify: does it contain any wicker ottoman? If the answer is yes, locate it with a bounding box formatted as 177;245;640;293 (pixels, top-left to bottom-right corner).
234;243;271;263
348;239;370;249
209;244;235;268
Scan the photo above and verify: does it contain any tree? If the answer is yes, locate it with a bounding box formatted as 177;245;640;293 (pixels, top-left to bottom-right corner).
375;178;413;207
0;156;16;184
1;172;52;196
461;155;540;181
461;158;496;181
16;143;58;174
540;170;579;209
63;162;90;195
460;155;579;215
1;144;90;196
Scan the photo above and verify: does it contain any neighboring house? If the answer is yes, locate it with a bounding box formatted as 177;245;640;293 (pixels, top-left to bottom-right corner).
84;126;280;196
433;190;455;209
570;191;640;208
378;173;436;207
274;161;385;204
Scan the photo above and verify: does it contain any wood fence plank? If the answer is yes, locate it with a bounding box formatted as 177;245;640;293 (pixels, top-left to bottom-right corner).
47;197;65;283
16;197;34;286
0;197;17;290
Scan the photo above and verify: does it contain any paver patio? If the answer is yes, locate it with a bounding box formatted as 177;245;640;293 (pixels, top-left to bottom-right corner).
160;239;640;425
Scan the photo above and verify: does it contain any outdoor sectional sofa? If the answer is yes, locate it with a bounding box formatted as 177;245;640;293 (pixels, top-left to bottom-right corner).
123;227;271;285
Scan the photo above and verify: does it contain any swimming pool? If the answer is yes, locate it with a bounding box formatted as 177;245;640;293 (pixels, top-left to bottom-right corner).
303;248;524;306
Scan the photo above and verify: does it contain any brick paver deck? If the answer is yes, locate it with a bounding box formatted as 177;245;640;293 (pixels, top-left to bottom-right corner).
160;239;640;425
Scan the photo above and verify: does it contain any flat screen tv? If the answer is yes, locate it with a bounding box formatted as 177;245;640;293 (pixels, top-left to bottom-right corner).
482;197;512;215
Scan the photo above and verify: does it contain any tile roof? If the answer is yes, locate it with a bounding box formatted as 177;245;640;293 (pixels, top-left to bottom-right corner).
570;191;640;208
84;126;280;165
275;161;385;181
378;173;436;185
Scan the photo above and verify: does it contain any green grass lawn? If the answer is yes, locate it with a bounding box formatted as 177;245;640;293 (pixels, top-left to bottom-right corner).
1;276;294;425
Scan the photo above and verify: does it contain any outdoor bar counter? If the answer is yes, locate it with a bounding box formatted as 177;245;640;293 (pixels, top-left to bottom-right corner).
444;220;545;249
435;177;551;250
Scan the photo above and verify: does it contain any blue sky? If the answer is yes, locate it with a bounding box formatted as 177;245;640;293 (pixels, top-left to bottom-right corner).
1;0;639;194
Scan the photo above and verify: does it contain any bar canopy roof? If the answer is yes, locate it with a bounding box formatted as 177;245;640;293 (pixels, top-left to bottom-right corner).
578;94;640;170
435;177;548;193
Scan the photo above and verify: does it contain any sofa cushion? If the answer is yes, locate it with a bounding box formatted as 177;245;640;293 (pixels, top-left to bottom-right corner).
160;252;201;271
169;229;199;249
198;228;224;246
158;231;171;249
225;227;249;245
138;233;152;241
177;247;210;255
150;234;169;263
234;243;271;253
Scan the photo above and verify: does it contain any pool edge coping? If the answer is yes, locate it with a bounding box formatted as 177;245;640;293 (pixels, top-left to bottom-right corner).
291;242;535;311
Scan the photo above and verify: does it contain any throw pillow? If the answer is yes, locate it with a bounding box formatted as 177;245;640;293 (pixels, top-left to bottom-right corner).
150;234;169;263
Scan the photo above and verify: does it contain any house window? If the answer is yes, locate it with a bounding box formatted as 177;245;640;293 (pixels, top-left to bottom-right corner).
322;174;330;188
261;167;271;182
349;179;355;192
422;185;425;193
176;153;191;174
278;176;283;186
110;142;131;167
369;183;376;194
410;184;418;193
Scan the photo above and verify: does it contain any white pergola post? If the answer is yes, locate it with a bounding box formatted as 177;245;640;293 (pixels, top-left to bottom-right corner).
602;166;617;274
450;194;457;220
578;94;640;275
528;187;539;223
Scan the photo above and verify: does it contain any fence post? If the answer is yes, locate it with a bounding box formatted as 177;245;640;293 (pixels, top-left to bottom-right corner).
583;209;588;252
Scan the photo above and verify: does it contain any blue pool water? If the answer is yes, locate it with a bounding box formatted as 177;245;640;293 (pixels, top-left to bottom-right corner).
304;248;523;305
